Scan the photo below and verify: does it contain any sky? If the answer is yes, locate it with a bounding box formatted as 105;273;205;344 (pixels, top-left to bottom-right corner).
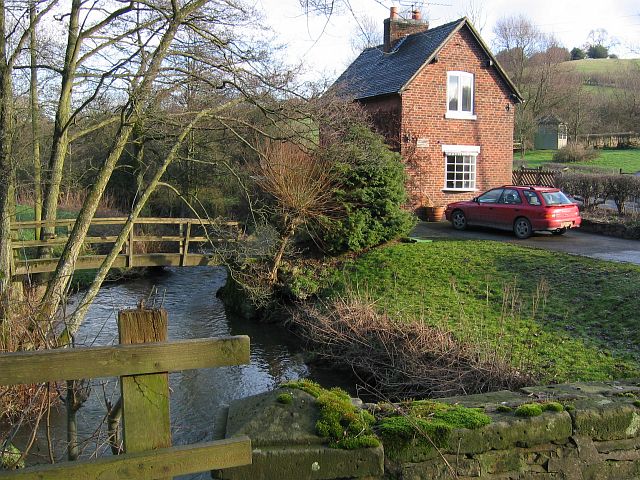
256;0;640;82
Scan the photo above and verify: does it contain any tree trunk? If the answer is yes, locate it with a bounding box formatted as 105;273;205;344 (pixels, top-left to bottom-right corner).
30;0;42;241
61;105;232;340
0;0;15;318
39;0;80;258
269;217;300;285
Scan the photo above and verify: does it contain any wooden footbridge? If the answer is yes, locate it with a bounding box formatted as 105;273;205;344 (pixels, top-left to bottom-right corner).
10;217;241;276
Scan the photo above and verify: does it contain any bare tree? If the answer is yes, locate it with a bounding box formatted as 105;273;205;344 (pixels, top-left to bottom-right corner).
493;14;544;89
253;141;337;284
350;14;382;54
459;0;486;34
0;0;58;318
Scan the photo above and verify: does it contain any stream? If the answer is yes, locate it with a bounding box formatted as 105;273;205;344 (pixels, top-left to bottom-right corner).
19;266;357;478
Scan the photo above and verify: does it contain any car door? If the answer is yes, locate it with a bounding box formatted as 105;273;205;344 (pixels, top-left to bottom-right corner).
471;188;504;226
492;188;524;228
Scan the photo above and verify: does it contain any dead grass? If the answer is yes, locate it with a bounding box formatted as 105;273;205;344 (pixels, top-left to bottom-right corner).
292;297;532;400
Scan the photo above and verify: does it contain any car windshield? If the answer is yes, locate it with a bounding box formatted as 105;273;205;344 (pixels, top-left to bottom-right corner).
541;191;574;206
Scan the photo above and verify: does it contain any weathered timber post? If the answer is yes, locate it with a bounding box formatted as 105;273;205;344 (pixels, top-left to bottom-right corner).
127;226;135;268
180;222;191;267
118;308;171;479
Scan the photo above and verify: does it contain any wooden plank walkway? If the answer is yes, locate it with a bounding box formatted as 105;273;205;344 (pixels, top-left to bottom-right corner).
10;217;239;276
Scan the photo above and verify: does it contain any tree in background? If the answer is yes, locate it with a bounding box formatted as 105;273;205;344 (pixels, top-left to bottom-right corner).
570;47;586;60
494;15;574;146
587;44;609;59
585;28;616;59
350;14;382;54
458;0;487;34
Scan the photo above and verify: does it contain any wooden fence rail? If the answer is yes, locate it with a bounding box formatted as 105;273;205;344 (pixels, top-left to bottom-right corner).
10;217;241;276
0;308;252;479
512;167;557;187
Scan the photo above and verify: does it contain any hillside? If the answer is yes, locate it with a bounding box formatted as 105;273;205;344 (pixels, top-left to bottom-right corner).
563;58;640;75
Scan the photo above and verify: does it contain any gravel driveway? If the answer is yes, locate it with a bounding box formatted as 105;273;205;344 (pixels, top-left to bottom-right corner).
411;221;640;266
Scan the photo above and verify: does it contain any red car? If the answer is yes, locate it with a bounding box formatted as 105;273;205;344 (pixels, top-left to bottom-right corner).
444;185;581;239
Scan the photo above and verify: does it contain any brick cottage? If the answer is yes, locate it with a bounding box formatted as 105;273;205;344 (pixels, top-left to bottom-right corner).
333;7;523;210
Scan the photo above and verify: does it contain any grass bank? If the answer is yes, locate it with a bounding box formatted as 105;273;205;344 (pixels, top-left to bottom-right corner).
321;240;640;383
513;148;640;173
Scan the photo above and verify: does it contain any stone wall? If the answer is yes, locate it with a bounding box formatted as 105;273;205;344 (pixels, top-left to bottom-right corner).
580;219;640;240
215;381;640;480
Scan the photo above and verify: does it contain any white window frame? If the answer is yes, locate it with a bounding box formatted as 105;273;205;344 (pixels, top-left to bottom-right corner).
441;145;479;192
446;71;476;120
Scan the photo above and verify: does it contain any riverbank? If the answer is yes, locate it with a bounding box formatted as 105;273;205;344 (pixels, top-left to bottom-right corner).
221;239;640;398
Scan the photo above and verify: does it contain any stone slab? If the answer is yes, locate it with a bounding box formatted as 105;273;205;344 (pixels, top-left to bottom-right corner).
225;389;323;447
214;444;384;480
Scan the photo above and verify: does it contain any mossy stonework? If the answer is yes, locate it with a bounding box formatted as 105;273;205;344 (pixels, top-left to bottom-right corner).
216;381;640;479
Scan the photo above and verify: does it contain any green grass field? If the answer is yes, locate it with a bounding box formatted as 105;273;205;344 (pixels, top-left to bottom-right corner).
324;241;640;383
513;148;640;173
563;58;640;75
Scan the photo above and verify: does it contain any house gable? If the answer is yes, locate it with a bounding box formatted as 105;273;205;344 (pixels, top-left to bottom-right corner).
332;9;521;211
332;18;522;104
401;26;516;206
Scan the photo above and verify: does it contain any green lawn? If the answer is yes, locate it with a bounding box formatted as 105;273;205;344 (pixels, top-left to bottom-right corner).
323;241;640;383
514;148;640;173
15;204;76;241
564;58;640;75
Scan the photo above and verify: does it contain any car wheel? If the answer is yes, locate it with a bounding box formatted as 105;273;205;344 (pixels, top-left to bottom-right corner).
551;228;567;236
513;217;532;239
451;210;467;230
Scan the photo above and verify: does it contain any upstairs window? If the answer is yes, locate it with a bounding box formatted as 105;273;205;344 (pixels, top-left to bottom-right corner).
446;71;476;119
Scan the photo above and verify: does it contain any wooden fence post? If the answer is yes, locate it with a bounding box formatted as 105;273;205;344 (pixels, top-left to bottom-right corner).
118;308;171;478
127;227;135;267
180;222;191;267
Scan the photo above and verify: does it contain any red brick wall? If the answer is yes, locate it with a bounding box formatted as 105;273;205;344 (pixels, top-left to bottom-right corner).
400;26;516;208
361;95;402;151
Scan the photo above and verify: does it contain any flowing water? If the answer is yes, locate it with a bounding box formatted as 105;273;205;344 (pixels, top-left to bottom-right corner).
20;266;357;478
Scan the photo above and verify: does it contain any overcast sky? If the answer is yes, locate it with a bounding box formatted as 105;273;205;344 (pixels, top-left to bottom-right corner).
257;0;640;82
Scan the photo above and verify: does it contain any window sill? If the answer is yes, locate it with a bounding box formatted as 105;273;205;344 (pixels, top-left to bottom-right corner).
445;112;477;120
442;189;479;193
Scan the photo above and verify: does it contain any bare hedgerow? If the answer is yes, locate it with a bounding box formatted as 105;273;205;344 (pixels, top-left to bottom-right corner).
291;298;532;400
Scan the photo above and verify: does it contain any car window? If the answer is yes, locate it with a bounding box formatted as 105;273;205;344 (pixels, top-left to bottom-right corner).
541;191;574;205
523;190;541;206
499;189;522;205
477;189;504;204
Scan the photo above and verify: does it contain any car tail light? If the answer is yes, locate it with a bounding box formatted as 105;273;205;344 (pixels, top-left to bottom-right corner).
544;212;557;219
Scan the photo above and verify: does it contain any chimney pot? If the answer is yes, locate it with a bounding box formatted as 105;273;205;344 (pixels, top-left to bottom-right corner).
383;6;429;53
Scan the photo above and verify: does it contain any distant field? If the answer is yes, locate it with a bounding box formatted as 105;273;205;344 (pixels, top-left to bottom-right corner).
514;148;640;173
564;58;640;75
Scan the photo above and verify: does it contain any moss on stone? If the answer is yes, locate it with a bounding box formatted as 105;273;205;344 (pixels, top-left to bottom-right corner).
633;400;640;408
276;393;293;404
496;405;513;413
0;442;25;469
282;379;380;450
541;401;564;412
377;401;491;461
514;403;544;417
615;392;638;398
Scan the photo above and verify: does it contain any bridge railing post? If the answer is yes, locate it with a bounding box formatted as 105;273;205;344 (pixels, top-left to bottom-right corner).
128;224;134;267
180;221;191;267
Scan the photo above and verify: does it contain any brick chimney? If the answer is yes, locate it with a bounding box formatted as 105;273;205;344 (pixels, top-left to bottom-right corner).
383;6;429;53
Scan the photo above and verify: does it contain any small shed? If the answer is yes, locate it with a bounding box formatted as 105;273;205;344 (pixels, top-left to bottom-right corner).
534;114;568;150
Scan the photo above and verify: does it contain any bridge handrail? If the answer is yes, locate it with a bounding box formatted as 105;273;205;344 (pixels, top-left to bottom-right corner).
11;217;240;229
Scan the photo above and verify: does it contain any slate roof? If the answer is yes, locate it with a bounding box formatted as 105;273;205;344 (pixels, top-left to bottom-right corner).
332;18;523;102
